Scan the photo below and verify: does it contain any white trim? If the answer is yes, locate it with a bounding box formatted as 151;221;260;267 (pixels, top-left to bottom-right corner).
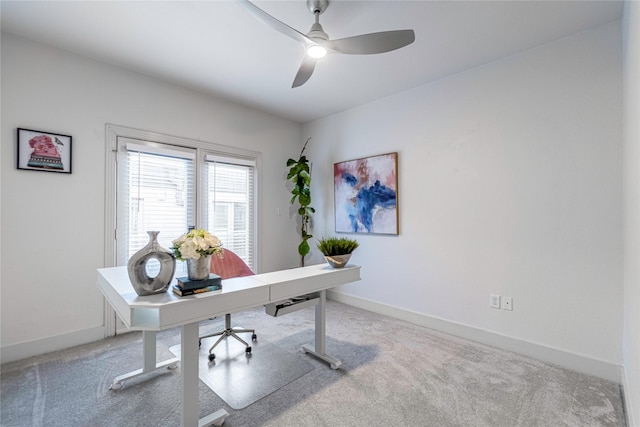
205;153;256;167
1;289;625;387
0;327;105;364
104;125;118;336
106;123;261;158
125;140;196;160
327;289;622;383
622;367;637;427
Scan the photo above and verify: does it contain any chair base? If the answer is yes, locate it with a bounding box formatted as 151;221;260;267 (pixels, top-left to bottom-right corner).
200;313;257;361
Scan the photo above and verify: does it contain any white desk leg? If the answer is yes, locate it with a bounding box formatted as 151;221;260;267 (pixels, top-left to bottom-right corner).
110;331;179;390
180;322;228;427
301;290;342;370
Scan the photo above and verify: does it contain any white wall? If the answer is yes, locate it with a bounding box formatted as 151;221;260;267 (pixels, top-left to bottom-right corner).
305;22;623;381
0;34;303;362
622;1;640;425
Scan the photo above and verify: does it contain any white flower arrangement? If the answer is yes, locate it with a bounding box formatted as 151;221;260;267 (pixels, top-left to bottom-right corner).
171;228;223;261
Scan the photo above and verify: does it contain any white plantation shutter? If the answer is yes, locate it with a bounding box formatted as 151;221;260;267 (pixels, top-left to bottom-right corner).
116;139;196;266
205;154;255;270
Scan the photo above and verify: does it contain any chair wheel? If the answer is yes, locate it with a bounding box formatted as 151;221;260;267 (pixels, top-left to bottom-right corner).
246;346;252;353
251;334;257;341
208;353;216;361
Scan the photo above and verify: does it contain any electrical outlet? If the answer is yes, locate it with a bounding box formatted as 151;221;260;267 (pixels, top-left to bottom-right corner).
503;296;513;311
490;294;501;309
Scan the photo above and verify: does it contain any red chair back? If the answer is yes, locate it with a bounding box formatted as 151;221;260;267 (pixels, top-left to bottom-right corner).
210;249;254;279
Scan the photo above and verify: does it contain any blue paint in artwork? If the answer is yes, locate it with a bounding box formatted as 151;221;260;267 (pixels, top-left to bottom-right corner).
342;172;358;186
355;180;396;232
341;173;360;231
340;173;396;232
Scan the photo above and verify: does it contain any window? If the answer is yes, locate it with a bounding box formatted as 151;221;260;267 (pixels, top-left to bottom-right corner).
205;155;255;268
107;126;259;274
116;139;196;266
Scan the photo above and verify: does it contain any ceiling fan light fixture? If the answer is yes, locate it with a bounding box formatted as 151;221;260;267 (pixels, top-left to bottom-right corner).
238;0;415;87
307;44;327;58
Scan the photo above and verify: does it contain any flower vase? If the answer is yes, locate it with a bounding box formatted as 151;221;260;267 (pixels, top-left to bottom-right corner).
127;231;176;296
187;255;212;281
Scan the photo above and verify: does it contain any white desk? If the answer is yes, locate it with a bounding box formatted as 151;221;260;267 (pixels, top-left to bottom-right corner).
97;264;361;427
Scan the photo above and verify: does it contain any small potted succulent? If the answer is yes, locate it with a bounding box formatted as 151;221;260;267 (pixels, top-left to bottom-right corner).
316;236;359;268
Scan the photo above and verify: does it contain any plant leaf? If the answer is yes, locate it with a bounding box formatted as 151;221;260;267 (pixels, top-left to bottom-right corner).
299;194;311;206
298;240;310;257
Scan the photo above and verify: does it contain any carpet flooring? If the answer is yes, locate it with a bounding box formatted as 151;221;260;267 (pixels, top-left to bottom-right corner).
0;301;627;426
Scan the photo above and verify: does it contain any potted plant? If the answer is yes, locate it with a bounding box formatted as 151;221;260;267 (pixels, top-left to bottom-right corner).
171;229;223;280
286;137;315;266
316;236;359;268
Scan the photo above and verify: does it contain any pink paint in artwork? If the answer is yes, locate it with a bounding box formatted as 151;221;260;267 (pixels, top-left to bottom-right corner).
29;135;61;158
26;134;65;170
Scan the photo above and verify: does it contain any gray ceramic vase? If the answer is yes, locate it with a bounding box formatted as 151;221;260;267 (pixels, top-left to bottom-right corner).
127;231;176;296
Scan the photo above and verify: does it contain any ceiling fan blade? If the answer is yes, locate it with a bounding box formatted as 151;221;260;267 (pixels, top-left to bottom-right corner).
236;0;314;46
326;29;415;55
292;56;317;88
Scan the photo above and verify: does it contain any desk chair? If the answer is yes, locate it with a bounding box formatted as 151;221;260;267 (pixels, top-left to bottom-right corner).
199;249;257;361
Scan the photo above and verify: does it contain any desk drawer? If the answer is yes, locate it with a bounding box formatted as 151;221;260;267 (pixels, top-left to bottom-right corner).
265;293;319;317
155;286;270;329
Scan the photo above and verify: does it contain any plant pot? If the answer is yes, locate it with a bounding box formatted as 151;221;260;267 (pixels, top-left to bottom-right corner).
187;255;213;280
324;254;351;269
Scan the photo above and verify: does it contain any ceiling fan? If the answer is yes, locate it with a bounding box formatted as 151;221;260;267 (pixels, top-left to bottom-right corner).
237;0;416;88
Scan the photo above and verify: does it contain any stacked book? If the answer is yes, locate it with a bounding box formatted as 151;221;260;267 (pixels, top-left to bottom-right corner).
172;273;222;296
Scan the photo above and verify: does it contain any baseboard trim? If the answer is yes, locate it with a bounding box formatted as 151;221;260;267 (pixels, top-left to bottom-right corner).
1;326;105;364
622;368;637;427
2;294;623;385
328;290;621;383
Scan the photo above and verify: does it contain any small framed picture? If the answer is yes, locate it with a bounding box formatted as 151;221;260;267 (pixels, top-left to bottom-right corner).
17;128;72;174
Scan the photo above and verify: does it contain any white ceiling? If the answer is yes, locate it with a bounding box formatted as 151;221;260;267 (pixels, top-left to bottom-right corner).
1;1;624;123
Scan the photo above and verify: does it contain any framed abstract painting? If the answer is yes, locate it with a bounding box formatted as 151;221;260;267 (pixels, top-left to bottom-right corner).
334;152;398;235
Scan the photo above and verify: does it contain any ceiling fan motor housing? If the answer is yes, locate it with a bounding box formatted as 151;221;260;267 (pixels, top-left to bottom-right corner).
307;0;329;15
308;22;329;42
